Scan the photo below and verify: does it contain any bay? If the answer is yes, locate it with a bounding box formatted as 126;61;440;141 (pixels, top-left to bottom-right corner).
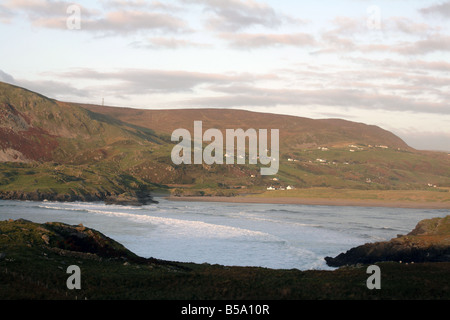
0;198;447;270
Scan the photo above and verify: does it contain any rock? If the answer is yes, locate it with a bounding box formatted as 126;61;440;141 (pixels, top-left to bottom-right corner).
42;221;143;261
325;215;450;267
0;189;158;207
41;234;50;245
0;252;5;260
104;191;157;206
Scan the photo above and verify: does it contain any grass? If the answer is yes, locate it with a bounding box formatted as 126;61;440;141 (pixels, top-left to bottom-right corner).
247;187;450;204
0;162;164;203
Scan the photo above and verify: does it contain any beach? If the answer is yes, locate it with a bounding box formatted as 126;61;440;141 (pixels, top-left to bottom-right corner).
167;195;450;210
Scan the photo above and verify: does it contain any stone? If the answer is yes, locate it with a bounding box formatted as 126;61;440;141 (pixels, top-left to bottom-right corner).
42;234;50;245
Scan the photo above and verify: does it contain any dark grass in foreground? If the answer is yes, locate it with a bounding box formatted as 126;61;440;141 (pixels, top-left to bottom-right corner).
0;219;449;300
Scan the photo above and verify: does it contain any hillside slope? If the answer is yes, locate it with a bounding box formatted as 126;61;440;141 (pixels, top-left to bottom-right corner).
0;82;165;164
79;104;410;150
0;82;167;203
0;81;449;202
81;103;450;195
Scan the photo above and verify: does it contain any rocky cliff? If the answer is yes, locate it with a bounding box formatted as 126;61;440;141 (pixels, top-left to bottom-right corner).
325;215;450;267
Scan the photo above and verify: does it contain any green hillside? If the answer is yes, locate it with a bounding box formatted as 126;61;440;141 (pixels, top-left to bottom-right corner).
82;103;450;199
0;82;168;203
0;81;449;204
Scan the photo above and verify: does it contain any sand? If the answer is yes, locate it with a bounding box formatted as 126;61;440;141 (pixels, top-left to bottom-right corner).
167;196;450;210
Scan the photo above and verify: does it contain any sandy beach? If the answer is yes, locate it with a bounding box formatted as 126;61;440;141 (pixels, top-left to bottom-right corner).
167;196;450;210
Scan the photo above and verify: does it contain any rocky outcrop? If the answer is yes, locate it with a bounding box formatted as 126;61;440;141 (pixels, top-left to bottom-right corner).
1;219;143;262
104;191;158;206
0;190;106;202
325;216;450;267
42;221;142;260
0;190;157;206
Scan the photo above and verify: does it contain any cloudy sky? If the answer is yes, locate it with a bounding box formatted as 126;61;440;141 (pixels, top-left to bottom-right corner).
1;0;449;151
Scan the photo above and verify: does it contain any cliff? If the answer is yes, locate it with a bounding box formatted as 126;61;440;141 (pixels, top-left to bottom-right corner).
325;215;450;267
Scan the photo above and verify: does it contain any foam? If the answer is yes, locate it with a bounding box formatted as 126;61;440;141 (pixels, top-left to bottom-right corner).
85;208;277;240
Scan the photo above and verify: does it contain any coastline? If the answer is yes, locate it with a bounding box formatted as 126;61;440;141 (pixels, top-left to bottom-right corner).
167;195;450;210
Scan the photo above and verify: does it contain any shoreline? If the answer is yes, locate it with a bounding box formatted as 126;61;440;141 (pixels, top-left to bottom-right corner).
166;196;450;210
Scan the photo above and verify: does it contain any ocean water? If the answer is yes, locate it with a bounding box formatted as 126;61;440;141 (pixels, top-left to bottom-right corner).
0;198;448;270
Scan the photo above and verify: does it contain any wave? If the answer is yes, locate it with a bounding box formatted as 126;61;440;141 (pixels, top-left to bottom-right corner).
231;212;324;228
34;204;276;240
37;205;89;213
267;208;302;214
85;208;279;240
356;224;402;232
63;202;144;211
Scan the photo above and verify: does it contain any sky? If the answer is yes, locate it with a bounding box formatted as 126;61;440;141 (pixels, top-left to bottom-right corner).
0;0;449;151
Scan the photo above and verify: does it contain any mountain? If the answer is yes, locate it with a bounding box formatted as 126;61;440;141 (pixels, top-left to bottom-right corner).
0;82;166;203
80;103;450;195
78;104;411;150
0;82;165;164
0;81;449;203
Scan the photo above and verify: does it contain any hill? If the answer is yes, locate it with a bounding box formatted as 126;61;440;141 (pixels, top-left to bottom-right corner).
80;103;450;199
0;81;449;204
78;104;411;150
0;82;167;204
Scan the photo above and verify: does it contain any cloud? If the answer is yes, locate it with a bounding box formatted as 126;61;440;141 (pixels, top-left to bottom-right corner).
181;0;302;31
0;3;14;23
131;37;211;50
37;10;190;35
314;15;448;56
0;70;15;84
398;130;450;152
3;0;96;21
180;83;450;116
1;0;191;35
220;32;316;49
420;1;450;19
0;70;91;99
394;34;450;55
18;79;91;99
5;0;80;16
82;10;190;35
41;57;450;117
391;16;440;35
101;0;182;12
51;68;273;95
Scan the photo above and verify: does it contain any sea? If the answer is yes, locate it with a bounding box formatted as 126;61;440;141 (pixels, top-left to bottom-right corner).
1;198;448;270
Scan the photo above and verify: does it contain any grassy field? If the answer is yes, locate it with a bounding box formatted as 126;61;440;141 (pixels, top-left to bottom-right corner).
248;187;450;203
